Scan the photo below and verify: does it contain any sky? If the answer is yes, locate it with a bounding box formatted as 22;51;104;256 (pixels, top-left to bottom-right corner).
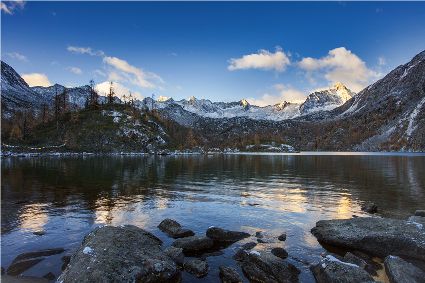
2;1;425;105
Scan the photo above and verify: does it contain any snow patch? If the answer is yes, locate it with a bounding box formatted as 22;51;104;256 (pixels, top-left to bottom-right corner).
406;97;425;137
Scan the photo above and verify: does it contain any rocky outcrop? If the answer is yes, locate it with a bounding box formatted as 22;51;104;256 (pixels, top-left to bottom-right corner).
206;227;250;243
233;249;300;283
183;259;208;278
311;255;374;283
158;218;194;239
384;255;425;283
219;266;242;283
58;225;180;282
311;217;425;261
172;236;214;255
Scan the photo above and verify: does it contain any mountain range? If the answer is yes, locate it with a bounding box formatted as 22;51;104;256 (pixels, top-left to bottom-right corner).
1;50;424;151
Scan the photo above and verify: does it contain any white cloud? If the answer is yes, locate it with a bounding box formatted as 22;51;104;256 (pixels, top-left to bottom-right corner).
96;81;143;100
67;46;104;56
298;47;380;92
247;84;306;106
1;1;25;15
6;52;27;62
228;47;290;72
93;69;106;77
103;56;163;89
22;73;52;87
67;66;82;75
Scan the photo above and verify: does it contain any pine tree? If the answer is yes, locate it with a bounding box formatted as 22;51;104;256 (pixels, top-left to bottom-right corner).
108;81;115;104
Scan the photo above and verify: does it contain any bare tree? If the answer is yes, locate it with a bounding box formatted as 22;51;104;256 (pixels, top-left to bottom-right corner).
89;79;99;107
108;81;115;104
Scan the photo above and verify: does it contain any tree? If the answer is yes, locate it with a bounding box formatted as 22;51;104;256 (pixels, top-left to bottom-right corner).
108;81;115;104
88;79;99;107
41;103;49;124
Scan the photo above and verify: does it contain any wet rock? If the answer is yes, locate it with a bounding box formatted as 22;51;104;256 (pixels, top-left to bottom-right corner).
311;217;425;261
43;272;55;281
278;233;287;241
344;252;368;269
271;247;288;259
172;236;214;255
206;227;250;243
311;254;374;283
234;249;300;283
219;266;242;283
57;225;180;282
61;256;71;271
255;231;264;238
33;231;45;236
361;202;378;214
6;248;64;276
200;250;224;260
158;218;194;239
164;246;184;266
0;275;49;283
384;255;425;283
414;210;425;217
241;242;257;250
183;259;208;278
257;237;275;244
351;250;382;272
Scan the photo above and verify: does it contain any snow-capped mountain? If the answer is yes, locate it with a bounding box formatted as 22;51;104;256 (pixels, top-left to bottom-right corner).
299;82;354;114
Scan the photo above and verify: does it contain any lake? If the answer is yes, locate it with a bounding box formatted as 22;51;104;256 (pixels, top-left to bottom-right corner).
1;153;425;282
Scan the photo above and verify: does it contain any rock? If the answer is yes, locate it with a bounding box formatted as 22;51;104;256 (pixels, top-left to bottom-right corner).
219;266;242;283
6;248;64;276
1;267;4;275
206;227;250;243
33;231;46;236
43;272;55;280
257;237;275;244
255;231;264;238
344;252;368;269
241;242;257;250
350;251;381;276
172;236;214;255
361;202;378;214
234;249;300;283
384;255;425;283
278;233;287;241
311;255;375;283
271;247;288;259
0;275;49;283
158;219;194;239
415;210;425;217
61;256;71;271
164;246;184;266
183;259;208;278
200;250;224;260
311;217;425;261
57;225;180;282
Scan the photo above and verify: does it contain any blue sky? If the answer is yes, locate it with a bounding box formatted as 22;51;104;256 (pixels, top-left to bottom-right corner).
2;1;425;105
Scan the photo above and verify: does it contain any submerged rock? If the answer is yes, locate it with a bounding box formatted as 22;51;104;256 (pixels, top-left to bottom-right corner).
311;255;374;283
206;227;250;243
158;218;194;239
183;259;208;278
58;225;180;282
219;266;242;283
271;247;288;259
361;202;378;214
172;236;214;255
414;210;425;217
384;255;425;283
311;217;425;261
234;249;300;283
278;233;287;241
241;242;257;250
6;248;65;276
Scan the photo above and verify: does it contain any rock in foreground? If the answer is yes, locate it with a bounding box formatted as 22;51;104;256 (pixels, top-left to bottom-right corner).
206;227;250;243
219;266;242;283
384;255;425;283
234;249;300;283
58;225;180;282
158;218;194;239
311;217;425;261
311;255;374;283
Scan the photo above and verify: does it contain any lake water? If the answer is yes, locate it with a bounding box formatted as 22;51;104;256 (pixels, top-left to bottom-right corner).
2;153;425;282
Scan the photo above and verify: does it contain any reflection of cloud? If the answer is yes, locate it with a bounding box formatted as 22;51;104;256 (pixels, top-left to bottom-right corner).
19;203;48;232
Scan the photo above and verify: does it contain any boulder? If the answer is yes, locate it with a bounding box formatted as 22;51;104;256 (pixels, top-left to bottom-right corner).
7;248;65;276
311;255;374;283
172;236;214;255
234;249;300;283
361;203;378;214
311;217;425;261
271;247;288;259
343;252;378;276
241;242;257;250
384;255;425;283
278;233;287;241
164;246;184;266
57;225;181;282
183;259;208;278
414;210;425;217
158;219;194;239
219;266;242;283
206;227;250;243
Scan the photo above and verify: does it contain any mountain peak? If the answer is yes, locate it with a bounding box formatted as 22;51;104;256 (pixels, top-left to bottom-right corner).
240;99;250;107
157;95;171;102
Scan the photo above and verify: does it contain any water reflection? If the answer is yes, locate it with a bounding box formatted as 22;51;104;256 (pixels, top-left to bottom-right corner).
1;154;425;282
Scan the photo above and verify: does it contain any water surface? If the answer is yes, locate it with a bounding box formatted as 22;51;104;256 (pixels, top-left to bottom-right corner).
2;153;425;282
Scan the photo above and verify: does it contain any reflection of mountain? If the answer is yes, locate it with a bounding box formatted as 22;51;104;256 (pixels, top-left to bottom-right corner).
1;155;424;233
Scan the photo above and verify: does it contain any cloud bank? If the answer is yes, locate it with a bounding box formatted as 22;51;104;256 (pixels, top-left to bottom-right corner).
22;73;52;87
247;84;306;106
228;47;290;72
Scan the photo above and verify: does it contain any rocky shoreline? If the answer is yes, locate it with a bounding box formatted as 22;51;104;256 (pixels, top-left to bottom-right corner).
2;212;425;283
